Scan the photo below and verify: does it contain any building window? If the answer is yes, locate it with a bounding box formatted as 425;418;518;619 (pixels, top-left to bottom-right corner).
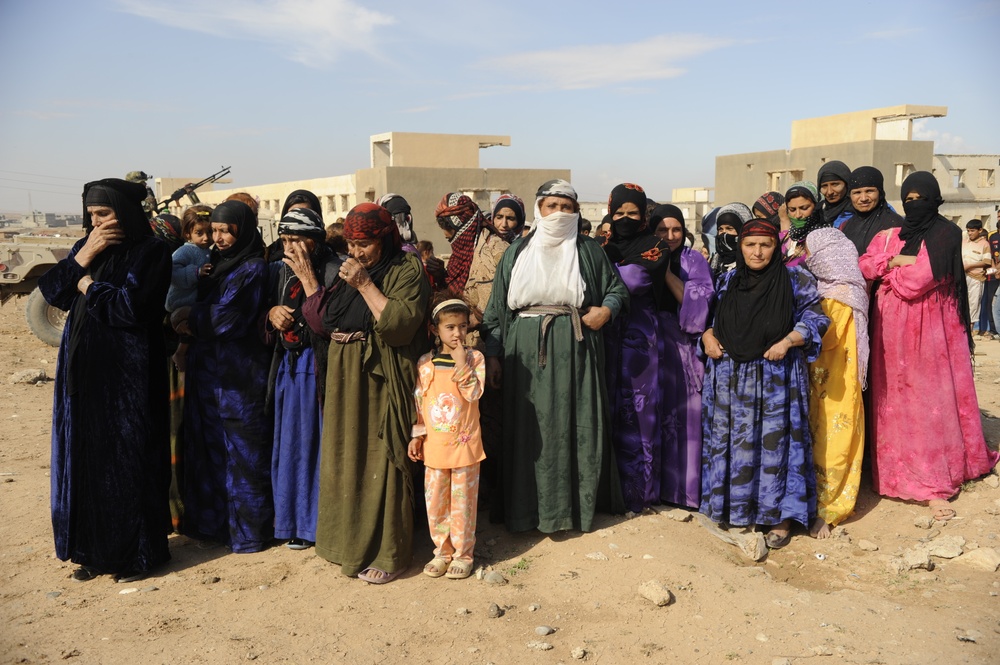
979;169;995;188
364;190;375;203
326;196;335;213
746;163;753;171
895;163;914;186
341;194;349;211
789;169;804;182
950;169;965;188
767;172;781;191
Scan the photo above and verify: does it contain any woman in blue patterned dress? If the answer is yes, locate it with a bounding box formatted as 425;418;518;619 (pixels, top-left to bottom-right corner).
700;218;829;549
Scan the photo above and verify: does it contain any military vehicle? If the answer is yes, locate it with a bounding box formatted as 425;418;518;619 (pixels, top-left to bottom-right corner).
0;167;232;346
0;230;81;346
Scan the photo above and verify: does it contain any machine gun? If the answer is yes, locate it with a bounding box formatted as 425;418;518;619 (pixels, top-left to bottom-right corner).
156;166;232;211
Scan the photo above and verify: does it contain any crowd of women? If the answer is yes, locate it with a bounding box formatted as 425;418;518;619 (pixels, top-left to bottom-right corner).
41;164;998;584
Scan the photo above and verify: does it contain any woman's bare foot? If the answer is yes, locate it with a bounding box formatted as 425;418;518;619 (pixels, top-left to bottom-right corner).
929;499;956;522
809;517;832;539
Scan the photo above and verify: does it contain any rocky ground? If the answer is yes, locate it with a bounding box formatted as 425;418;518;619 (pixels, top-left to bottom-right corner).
1;298;998;665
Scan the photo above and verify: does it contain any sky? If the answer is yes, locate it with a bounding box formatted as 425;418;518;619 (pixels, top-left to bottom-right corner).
1;0;998;213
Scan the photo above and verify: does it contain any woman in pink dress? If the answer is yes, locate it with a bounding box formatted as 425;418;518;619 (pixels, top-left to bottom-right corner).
859;171;998;521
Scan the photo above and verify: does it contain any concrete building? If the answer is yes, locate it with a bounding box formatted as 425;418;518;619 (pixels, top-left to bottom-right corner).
932;154;1000;226
715;104;1000;226
177;132;570;243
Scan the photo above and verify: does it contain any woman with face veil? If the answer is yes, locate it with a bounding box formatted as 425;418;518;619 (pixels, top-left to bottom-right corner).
859;172;998;522
39;178;173;582
481;180;629;533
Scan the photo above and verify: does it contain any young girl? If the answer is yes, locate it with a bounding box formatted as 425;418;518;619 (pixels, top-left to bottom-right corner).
166;205;213;371
408;296;486;580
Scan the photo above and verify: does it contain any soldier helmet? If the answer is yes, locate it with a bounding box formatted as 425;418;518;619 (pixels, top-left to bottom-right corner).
125;170;149;183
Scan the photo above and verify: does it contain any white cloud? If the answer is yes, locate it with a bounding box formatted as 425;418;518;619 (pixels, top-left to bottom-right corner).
473;34;735;90
913;118;969;153
862;27;921;39
116;0;395;68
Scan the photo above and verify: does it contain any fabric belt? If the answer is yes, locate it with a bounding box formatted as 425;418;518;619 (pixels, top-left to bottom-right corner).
517;305;584;368
331;330;366;344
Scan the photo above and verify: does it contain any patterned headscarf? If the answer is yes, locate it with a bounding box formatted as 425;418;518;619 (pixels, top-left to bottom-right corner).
536;179;578;202
435;192;488;294
752;191;784;220
151;213;183;250
378;193;416;244
343;202;402;250
492;194;526;242
323;203;405;333
804;227;870;386
278;207;326;241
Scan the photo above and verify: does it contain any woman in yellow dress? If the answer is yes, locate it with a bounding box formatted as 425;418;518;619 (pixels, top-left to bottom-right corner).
803;227;869;538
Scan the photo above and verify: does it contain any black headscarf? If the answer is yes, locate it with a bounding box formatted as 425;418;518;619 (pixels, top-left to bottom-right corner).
68;179;154;393
898;173;972;347
713;203;752;270
714;219;795;364
818;160;853;225
840;166;903;256
604;184;670;269
280;189;323;220
603;183;674;310
198;200;265;300
322;203;405;334
650;204;687;312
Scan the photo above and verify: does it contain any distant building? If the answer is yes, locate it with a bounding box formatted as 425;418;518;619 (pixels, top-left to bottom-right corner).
715;104;1000;227
181;132;570;243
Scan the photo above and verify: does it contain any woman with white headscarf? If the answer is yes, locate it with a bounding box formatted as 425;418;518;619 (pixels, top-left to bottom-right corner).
482;180;629;533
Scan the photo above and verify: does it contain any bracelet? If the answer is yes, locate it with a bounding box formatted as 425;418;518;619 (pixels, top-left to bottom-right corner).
784;335;794;345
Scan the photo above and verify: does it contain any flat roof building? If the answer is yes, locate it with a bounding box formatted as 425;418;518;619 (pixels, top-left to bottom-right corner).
169;132;570;243
715;105;999;227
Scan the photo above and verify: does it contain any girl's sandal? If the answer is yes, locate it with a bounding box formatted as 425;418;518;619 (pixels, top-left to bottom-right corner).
423;557;450;578
445;560;473;580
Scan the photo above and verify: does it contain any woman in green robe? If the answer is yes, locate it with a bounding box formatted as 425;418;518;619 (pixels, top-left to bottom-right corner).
482;180;628;533
303;203;430;584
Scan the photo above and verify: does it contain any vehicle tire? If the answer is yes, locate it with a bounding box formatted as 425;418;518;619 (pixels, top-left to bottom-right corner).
25;287;65;347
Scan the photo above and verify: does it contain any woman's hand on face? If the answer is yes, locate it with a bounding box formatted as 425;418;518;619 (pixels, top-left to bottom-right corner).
268;305;295;331
282;241;317;284
581;305;611;331
763;338;792;361
702;328;724;359
75;220;125;268
339;257;372;290
889;254;917;269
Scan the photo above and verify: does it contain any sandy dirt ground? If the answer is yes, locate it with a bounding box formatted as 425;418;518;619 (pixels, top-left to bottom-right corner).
1;297;999;665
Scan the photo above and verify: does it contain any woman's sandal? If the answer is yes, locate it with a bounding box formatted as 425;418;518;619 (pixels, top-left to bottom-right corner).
445;560;473;580
358;567;402;585
72;566;100;582
765;529;792;550
423;557;450;578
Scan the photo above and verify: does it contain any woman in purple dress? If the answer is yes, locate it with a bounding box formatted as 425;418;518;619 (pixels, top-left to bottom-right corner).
603;184;705;512
651;205;714;507
171;200;274;553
